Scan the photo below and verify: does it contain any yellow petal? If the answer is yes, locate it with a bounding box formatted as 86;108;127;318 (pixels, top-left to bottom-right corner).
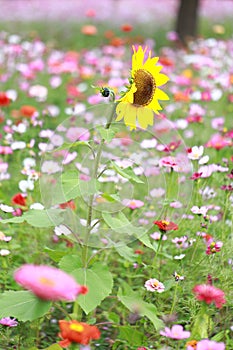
155;88;170;100
115;102;127;121
137;107;154;129
132;46;145;70
156;73;169;86
124;104;137;129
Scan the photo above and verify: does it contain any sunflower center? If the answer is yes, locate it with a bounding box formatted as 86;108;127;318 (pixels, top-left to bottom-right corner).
133;69;156;106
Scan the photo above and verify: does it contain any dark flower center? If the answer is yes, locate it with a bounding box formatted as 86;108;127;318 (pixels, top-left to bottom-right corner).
133;69;156;106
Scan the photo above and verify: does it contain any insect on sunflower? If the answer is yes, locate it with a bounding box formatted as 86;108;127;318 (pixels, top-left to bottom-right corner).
116;46;169;130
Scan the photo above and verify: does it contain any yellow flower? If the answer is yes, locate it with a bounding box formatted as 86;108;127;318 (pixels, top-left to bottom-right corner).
116;46;169;130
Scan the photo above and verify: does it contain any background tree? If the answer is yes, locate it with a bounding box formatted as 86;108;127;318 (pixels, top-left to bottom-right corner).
176;0;200;44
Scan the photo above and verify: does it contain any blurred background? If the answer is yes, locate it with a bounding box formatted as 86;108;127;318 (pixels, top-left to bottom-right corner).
0;0;233;50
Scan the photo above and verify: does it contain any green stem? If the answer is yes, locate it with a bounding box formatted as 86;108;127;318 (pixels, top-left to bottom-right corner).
170;282;178;314
82;103;117;268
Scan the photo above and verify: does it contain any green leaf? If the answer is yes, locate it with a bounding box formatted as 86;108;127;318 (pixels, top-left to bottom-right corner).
44;247;67;262
43;345;63;350
72;263;113;314
0;291;51;321
118;326;147;346
101;193;121;202
114;244;135;262
55;141;92;152
59;254;82;273
118;283;164;330
47;171;100;206
1;209;65;227
97;126;117;143
191;310;212;339
103;212;155;251
110;161;144;184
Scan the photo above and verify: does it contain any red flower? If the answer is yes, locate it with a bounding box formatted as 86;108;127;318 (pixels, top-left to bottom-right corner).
121;24;133;32
154;220;178;232
59;200;76;210
0;92;10;107
193;284;226;308
12;193;27;207
58;320;100;347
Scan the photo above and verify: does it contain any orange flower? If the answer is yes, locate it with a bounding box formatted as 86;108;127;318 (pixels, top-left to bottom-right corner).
81;25;97;36
58;320;100;347
20;105;37;118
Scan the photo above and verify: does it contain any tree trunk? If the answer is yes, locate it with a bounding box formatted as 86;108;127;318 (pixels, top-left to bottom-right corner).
176;0;200;44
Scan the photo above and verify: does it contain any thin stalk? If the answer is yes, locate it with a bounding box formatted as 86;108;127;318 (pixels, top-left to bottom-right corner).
82;103;117;268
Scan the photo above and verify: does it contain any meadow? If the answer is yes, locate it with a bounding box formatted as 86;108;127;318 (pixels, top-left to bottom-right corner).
0;3;233;349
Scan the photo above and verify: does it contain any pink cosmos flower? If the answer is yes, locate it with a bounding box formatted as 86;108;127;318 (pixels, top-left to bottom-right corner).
196;339;225;350
205;134;231;150
160;324;190;339
193;284;226;308
0;317;18;327
144;278;165;293
66;127;90;142
14;264;88;301
123;199;144;209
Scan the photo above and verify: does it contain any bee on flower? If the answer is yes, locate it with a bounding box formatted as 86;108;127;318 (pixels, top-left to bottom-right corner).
173;271;185;282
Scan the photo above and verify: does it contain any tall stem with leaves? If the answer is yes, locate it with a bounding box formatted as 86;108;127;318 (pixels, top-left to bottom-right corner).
82;101;117;268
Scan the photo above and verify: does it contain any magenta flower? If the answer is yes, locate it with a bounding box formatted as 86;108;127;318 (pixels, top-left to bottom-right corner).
206;241;223;255
14;264;88;301
0;317;18;327
196;339;225;350
144;278;165;293
160;324;190;339
193;284;226;308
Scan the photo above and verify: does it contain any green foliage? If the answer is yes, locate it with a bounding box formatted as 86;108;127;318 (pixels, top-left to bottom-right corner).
71;263;113;314
1;209;65;227
118;283;164;330
118;326;147;346
0;291;51;321
110;161;144;184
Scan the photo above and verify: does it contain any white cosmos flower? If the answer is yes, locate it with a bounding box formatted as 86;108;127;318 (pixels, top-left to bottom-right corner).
187;146;204;160
30;203;44;210
41;160;62;174
0;204;14;213
0;249;10;256
54;224;72;236
11;141;26;150
29;84;48;102
19;179;34;192
199;155;209;165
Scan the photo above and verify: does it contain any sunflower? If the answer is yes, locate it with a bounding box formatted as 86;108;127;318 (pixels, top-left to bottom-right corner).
116;46;169;130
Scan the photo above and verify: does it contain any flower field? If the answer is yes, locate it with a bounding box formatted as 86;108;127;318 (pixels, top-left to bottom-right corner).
0;3;233;349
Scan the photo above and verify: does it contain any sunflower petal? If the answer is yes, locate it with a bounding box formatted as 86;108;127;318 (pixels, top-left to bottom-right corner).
124;104;137;129
156;73;169;86
115;102;127;121
137;107;154;129
156;88;170;100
